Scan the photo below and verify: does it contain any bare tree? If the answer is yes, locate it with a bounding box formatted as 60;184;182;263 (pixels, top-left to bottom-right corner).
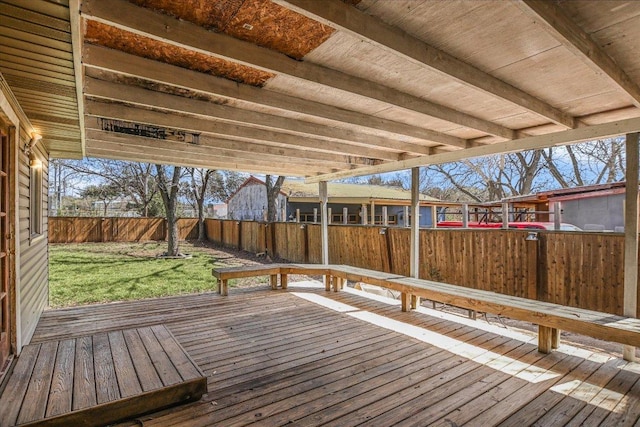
265;175;285;222
155;165;183;256
185;167;215;241
81;183;122;216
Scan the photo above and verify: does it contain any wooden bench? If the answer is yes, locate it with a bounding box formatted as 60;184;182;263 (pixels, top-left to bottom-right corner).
212;264;285;296
212;263;640;355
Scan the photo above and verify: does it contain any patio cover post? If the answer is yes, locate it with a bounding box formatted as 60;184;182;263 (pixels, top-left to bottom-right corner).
624;132;639;361
319;181;329;265
409;167;420;310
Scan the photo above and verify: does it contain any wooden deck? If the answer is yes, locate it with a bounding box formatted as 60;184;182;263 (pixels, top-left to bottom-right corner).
10;282;640;426
0;325;206;427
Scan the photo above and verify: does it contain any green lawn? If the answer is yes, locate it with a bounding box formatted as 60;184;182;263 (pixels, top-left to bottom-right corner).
48;241;261;307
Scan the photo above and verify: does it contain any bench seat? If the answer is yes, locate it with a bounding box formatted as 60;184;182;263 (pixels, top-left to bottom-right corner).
212;263;640;355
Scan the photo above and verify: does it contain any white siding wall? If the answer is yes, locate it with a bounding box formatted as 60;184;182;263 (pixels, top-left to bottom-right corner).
228;182;287;221
17;125;48;346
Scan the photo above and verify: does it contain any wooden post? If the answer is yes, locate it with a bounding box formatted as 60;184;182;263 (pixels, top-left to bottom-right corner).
624;132;639;361
502;202;509;229
553;201;561;230
313;207;318;224
296;208;300;223
370;201;375;225
328;208;332;224
404;206;409;228
538;325;556;353
342;207;348;225
409;167;420;311
462;203;469;228
361;204;368;225
382;206;388;226
431;205;437;228
320;180;329;263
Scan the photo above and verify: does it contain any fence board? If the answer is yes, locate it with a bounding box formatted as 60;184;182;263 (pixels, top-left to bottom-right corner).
51;218;637;316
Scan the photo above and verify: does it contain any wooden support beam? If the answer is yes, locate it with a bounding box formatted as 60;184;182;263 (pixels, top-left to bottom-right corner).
518;0;640;109
305;116;640;183
82;0;516;140
410;168;420;280
84;99;399;163
83;44;468;149
319;181;329;266
538;325;556;353
84;77;427;159
624;132;639;361
277;0;575;129
84;128;342;172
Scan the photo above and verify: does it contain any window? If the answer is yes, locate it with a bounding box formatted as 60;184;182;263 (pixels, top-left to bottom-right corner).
29;155;42;237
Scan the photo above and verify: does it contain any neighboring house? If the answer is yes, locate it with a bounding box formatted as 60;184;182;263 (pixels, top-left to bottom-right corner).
207;203;228;219
503;182;627;231
227;177;439;226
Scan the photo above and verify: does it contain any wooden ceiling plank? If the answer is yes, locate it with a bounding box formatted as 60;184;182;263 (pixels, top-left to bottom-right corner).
84;122;379;167
84;76;428;157
81;0;516;140
0;60;75;82
276;0;576;130
83;44;467;149
517;0;640;109
305;115;640;183
0;45;74;70
83;100;399;161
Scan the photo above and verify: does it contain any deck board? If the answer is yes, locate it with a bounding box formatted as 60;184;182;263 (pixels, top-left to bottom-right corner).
0;325;206;427
10;284;640;426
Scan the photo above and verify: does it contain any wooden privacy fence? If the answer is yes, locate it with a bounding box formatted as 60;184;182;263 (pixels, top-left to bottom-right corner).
49;217;198;243
204;219;636;317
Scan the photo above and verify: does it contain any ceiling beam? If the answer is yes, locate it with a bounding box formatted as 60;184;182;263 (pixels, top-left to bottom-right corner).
85;132;337;175
86;146;314;177
83;76;433;157
81;0;516;140
276;0;576;130
84;121;379;168
305;116;640;183
84;100;401;162
69;0;86;156
516;0;640;109
83;44;467;150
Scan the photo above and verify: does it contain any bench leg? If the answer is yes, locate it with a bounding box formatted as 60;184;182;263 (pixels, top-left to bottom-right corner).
401;293;411;312
552;328;560;349
270;274;278;290
410;295;420;310
538;325;557;353
281;274;288;290
216;278;221;294
221;279;228;296
339;278;345;290
325;275;331;291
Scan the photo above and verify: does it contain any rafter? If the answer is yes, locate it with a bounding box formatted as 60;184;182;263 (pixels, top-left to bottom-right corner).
83;44;468;150
85;131;337;176
276;0;576;130
81;0;516;140
84;100;401;162
517;0;640;109
305;116;640;183
83;77;433;158
84;121;379;168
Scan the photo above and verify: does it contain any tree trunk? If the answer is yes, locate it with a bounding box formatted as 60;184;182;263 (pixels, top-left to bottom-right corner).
197;202;206;241
265;175;285;222
156;164;182;256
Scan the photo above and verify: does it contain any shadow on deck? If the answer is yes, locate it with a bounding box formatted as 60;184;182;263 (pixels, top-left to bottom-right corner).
5;282;640;426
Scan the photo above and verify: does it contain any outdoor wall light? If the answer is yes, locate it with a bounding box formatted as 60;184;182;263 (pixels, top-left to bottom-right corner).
525;231;538;241
29;154;42;169
23;132;42;156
